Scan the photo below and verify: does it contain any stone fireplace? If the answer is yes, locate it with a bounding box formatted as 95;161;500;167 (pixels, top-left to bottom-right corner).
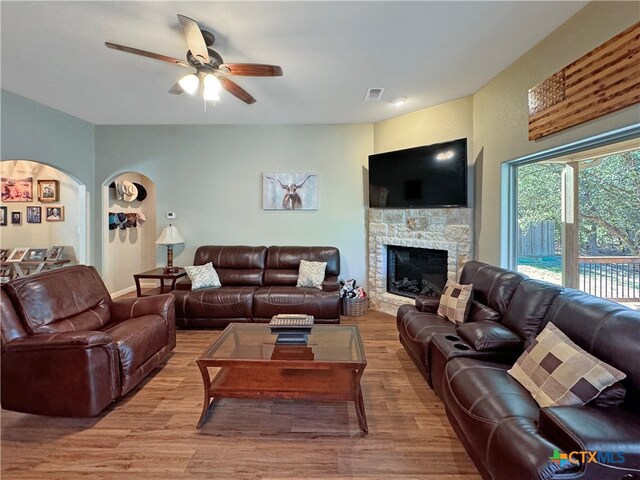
387;245;447;298
368;208;473;315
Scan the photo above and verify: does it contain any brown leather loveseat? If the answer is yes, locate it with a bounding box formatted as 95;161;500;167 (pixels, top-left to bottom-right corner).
171;246;341;328
1;265;176;417
397;261;640;480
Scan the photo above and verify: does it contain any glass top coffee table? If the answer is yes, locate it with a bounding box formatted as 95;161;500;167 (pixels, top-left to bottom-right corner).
196;323;368;432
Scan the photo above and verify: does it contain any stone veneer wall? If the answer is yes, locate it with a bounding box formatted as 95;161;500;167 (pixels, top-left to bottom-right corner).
368;208;473;315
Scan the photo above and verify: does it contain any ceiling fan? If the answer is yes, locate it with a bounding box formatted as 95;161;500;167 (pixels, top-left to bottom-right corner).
105;14;282;105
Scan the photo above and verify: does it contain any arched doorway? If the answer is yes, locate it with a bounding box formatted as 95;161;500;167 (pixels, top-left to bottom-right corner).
0;159;88;265
101;172;157;295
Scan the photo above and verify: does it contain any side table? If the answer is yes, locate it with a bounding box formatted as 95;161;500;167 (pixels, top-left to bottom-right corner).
133;267;186;297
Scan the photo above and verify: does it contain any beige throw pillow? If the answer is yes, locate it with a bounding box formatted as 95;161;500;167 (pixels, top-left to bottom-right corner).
296;260;327;290
508;322;626;408
437;280;473;324
184;262;221;290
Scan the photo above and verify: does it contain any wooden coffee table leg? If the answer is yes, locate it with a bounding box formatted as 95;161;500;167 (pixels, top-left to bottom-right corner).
353;368;368;433
196;363;215;428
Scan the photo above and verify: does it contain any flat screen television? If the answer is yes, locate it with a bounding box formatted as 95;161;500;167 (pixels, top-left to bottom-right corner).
368;138;468;208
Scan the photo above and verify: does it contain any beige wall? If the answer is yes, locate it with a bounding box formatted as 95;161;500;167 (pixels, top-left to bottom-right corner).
473;1;640;264
1;160;81;264
103;173;157;294
373;2;640;265
95;124;373;289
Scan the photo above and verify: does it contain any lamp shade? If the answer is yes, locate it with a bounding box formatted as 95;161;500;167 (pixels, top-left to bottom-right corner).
156;225;185;245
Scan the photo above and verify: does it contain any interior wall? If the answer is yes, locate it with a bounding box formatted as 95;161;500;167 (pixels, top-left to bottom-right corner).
102;173;157;294
472;1;640;265
0;90;96;264
95;124;373;288
0;160;81;264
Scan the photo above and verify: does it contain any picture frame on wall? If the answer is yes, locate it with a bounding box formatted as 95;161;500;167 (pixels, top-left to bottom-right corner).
7;247;29;262
37;180;60;203
47;246;65;261
11;212;21;225
262;173;319;210
46;206;64;221
0;206;6;226
1;176;33;202
26;206;41;223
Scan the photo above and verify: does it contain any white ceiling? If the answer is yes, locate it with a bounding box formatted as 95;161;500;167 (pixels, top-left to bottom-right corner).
1;1;587;125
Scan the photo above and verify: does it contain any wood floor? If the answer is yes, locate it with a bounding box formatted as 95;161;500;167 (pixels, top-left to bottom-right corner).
1;310;482;480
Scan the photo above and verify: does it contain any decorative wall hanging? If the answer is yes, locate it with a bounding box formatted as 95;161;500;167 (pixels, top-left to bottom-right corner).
37;180;60;203
528;21;640;140
0;207;6;226
1;176;33;202
262;173;319;210
11;212;21;225
45;206;64;222
26;206;41;224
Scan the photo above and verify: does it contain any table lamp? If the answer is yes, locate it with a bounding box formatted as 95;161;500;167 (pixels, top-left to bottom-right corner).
156;224;184;273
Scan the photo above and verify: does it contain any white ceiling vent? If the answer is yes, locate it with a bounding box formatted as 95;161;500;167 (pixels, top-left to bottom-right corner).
364;87;385;102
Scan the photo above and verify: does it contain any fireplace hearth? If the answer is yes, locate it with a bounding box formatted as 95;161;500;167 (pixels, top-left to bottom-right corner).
387;245;447;299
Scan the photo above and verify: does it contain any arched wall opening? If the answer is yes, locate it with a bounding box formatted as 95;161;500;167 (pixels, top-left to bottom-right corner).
101;172;157;295
0;159;88;265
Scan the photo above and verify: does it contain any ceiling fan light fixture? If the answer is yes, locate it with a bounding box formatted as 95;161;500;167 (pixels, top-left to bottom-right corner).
179;74;199;95
203;87;220;102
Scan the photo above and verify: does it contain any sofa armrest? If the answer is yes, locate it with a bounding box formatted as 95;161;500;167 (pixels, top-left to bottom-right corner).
110;294;175;322
4;331;113;352
323;275;340;292
539;406;640;459
415;295;440;313
456;321;523;352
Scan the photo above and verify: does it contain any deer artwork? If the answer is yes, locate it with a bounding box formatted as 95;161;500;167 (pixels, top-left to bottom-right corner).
265;174;315;210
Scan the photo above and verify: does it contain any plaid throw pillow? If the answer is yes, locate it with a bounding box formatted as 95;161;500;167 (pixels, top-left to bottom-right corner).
184;262;221;291
437;280;473;324
296;260;327;290
508;322;626;407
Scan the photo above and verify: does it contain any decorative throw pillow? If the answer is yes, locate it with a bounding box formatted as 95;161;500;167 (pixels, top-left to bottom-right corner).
296;260;327;290
184;262;221;291
437;280;473;324
508;322;626;408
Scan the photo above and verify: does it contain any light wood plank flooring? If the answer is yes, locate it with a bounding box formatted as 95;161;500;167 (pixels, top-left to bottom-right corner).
1;310;482;479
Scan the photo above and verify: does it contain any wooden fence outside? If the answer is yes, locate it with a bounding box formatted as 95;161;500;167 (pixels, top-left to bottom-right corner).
518;221;556;257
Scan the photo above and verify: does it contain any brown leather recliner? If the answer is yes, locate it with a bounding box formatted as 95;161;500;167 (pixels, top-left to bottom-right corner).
1;265;176;417
172;245;341;328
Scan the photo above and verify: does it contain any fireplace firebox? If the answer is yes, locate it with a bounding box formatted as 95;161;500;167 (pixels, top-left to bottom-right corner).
387;245;447;299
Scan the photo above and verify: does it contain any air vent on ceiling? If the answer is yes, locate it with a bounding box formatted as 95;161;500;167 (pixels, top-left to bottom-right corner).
364;87;385;102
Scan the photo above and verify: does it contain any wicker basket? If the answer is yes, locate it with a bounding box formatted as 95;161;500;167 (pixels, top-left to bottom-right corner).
341;297;369;317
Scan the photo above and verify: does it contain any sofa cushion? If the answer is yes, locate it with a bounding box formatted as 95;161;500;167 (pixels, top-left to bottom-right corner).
193;246;266;286
101;314;168;378
459;261;524;316
296;260;326;290
508;323;626;407
172;286;257;319
184;263;221;290
4;265;111;335
265;246;339;286
456;321;523;352
253;286;339;320
502;279;562;340
437;280;473;324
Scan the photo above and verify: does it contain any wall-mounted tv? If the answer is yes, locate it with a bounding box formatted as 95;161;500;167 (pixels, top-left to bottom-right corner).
368;138;468;208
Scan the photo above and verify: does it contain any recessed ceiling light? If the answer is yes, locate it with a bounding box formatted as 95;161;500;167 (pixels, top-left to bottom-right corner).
391;97;407;106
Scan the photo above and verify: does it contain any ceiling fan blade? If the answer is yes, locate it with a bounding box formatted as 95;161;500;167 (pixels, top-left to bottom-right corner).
177;14;209;65
220;64;283;76
168;82;184;95
218;76;256;104
105;42;191;68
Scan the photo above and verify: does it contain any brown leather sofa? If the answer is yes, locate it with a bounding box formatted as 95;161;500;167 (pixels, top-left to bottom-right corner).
1;265;176;417
171;246;341;328
397;261;640;480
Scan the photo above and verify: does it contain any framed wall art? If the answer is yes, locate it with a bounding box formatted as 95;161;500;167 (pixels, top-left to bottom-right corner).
48;246;65;261
7;247;29;262
46;206;64;221
26;248;47;262
11;212;21;225
262;173;319;210
26;206;41;224
38;180;60;202
0;206;6;226
1;176;33;202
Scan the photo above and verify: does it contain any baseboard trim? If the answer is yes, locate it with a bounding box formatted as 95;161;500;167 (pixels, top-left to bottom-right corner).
110;282;156;298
